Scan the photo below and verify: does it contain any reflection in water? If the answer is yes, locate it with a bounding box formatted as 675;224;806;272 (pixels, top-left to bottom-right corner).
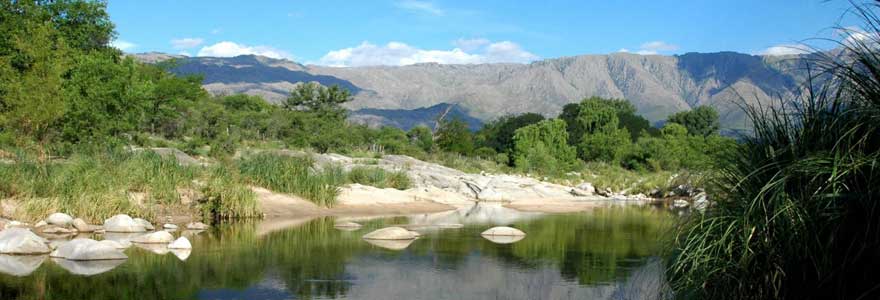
133;243;170;255
170;249;192;261
363;238;416;250
0;255;46;277
482;234;525;244
0;207;672;300
51;258;125;276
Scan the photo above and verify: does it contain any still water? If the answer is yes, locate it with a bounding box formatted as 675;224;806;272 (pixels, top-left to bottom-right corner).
0;204;672;300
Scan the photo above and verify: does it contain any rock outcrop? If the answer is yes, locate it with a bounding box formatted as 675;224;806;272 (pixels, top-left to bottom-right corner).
50;239;127;261
103;215;147;233
46;213;73;227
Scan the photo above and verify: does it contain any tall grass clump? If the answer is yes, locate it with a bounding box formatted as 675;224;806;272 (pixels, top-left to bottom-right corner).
346;166;412;190
0;150;196;222
667;4;880;299
237;153;344;206
201;163;261;220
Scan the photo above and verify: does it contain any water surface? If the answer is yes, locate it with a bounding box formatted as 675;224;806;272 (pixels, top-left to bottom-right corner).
0;204;671;300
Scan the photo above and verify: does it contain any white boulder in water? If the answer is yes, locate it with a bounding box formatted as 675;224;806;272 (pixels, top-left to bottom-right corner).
163;224;178;230
103;215;146;233
50;239;127;261
133;218;155;230
131;231;174;244
362;227;420;240
0;228;51;254
168;237;191;249
46;213;74;227
480;226;526;236
185;222;209;230
72;218;96;232
364;238;416;250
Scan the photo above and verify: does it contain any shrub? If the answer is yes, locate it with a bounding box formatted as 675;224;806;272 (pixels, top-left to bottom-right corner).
512;119;578;174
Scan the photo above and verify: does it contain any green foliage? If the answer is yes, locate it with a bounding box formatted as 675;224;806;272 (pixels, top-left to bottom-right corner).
0;21;71;149
512;119;578;173
666;105;720;137
476;113;545;156
283;82;352;120
435;117;474;155
237;153;344;206
201;163;260;220
668;5;880;299
407;125;434;152
346;166;412;190
578;126;631;163
0;150;197;222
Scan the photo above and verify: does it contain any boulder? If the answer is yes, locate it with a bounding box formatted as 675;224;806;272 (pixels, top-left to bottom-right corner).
5;221;29;229
576;182;596;195
168;237;191;249
481;226;526;237
72;218;94;232
185;222;209;230
163;224;178;230
103;215;146;233
133;218;155;231
362;227;420;240
97;240;130;249
0;228;51;254
673;199;690;208
364;238;416;250
49;239;127;261
34;221;48;228
46;213;73;227
131;231;174;244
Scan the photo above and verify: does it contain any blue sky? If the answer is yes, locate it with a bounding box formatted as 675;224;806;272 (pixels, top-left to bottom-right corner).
108;0;860;66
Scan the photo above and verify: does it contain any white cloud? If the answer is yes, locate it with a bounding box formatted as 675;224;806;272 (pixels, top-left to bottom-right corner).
617;41;679;55
171;38;204;49
453;38;490;51
759;44;809;56
395;0;445;16
635;41;679;55
110;39;136;51
197;41;294;60
313;40;539;67
210;28;222;35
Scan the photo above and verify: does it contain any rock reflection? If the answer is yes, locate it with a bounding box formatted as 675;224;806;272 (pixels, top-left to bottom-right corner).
134;243;169;255
52;258;125;276
0;254;46;276
170;249;191;261
481;234;525;244
363;238;417;250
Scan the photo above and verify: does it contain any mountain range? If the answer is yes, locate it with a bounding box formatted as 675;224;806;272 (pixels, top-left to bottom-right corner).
134;51;813;132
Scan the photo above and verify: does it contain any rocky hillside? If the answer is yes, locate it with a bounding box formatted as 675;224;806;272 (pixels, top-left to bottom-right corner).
134;51;812;131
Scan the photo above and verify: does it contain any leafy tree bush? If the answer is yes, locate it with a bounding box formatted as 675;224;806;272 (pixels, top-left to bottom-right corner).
435;118;474;155
667;105;720;137
512;119;578;173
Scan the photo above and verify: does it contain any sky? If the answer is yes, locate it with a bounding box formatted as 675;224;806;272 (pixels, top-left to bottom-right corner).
107;0;862;67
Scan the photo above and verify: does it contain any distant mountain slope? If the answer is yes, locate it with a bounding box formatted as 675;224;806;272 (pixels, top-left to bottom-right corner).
350;103;483;131
134;51;809;131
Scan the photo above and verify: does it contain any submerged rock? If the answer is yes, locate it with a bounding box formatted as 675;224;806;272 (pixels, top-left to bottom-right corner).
163;224;178;230
52;258;125;276
39;226;73;235
46;213;73;227
0;254;46;276
364;238;416;250
362;227;420;240
34;221;48;228
185;222;209;230
0;228;51;254
168;237;191;249
480;226;526;237
131;231;174;244
50;239;127;261
103;215;146;233
334;221;362;229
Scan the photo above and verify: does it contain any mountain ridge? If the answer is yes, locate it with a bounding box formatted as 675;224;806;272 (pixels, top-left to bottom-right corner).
134;51;811;131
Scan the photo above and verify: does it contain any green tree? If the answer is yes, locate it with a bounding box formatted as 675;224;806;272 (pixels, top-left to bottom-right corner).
435;118;474;155
512;119;578;173
476;113;545;155
560;97;654;143
667;105;720;137
559;97;634;163
407;125;434;152
0;22;71;152
283;82;352;120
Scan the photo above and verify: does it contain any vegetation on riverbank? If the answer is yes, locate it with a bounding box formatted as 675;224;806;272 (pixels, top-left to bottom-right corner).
667;3;880;299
